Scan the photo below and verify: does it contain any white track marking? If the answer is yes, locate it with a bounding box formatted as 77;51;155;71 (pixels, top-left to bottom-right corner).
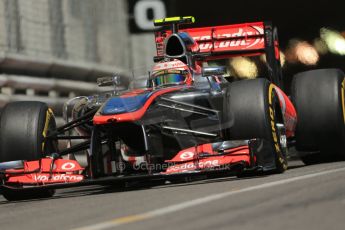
73;166;345;230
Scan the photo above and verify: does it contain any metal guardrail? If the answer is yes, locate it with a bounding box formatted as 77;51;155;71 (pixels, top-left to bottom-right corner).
0;74;124;116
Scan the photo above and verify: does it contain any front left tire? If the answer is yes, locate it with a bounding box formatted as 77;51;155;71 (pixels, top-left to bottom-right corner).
0;101;57;201
0;101;57;162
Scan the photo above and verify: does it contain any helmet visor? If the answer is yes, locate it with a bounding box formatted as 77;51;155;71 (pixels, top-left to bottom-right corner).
152;70;188;87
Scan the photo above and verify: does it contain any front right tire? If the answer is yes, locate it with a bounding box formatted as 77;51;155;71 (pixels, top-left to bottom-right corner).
224;78;288;173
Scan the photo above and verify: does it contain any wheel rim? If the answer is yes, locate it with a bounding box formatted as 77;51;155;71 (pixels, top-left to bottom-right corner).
277;123;287;149
268;84;288;171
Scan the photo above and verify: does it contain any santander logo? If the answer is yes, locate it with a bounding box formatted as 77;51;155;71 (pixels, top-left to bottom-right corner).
192;26;264;50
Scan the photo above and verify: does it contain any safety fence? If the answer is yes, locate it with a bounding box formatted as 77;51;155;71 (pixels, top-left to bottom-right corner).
0;74;117;117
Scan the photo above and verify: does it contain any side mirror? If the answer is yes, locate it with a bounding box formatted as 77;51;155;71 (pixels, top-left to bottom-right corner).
97;75;121;87
202;66;227;77
97;75;125;95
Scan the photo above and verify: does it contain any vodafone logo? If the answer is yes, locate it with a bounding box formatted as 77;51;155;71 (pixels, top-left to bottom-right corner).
180;151;194;160
61;162;76;170
34;174;83;182
167;159;220;173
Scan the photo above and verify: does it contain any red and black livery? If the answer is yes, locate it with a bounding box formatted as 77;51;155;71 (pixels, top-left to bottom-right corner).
0;16;344;201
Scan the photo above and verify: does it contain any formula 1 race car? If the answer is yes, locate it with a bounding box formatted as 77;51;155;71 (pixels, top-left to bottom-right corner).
0;16;344;201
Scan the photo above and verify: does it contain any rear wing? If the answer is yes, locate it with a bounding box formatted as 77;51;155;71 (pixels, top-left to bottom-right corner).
155;22;265;57
154;19;283;87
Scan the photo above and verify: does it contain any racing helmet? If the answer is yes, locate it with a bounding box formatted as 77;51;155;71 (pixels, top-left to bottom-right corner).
151;59;192;87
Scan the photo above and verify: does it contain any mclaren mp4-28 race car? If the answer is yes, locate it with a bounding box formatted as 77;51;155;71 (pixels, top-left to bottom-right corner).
0;16;344;201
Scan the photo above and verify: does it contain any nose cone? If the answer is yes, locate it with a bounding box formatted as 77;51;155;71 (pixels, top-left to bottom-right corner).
101;93;152;115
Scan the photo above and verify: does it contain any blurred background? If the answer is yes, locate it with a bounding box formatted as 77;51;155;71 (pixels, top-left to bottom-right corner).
0;0;344;116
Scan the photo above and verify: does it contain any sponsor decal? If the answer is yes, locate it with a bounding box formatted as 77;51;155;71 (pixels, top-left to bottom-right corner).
61;162;76;170
168;160;220;173
192;26;264;51
152;60;187;71
34;174;84;182
179;151;194;160
268;85;287;169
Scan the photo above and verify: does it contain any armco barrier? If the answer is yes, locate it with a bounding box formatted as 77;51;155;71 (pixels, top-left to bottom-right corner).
0;74;125;116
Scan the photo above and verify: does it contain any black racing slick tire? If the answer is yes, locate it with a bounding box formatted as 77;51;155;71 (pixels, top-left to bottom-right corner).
0;101;57;162
224;78;288;173
0;102;57;201
291;69;345;164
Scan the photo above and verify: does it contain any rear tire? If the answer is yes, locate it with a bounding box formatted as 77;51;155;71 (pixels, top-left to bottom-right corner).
291;69;345;164
224;78;288;173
